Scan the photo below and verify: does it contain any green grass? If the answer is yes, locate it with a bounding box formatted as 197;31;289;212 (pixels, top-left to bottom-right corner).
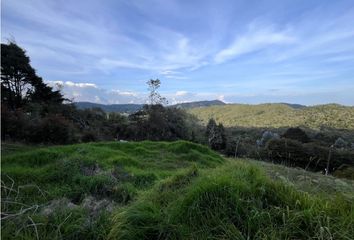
2;141;353;239
1;141;223;239
189;103;354;129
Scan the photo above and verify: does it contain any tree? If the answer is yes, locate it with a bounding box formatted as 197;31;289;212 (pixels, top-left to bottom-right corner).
217;123;227;149
30;76;64;105
146;79;167;105
1;42;37;109
1;41;64;110
206;119;226;150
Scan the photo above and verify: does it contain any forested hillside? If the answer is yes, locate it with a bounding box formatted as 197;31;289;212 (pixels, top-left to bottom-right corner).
189;103;354;129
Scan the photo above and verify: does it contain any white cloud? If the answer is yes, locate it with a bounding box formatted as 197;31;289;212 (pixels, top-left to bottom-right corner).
110;90;138;97
215;25;296;63
46;80;142;104
64;81;97;88
175;91;188;96
217;95;225;102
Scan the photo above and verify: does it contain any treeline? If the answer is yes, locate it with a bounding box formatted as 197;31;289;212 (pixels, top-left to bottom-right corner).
1;42;204;144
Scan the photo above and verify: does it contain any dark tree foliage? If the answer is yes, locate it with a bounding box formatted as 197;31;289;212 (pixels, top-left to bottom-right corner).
1;42;36;109
118;104;191;141
1;42;64;109
265;138;354;172
282;127;310;143
1;42;69;143
206;119;226;150
28;115;75;144
30;76;64;105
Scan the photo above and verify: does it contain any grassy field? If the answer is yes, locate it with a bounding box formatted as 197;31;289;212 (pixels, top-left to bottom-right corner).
1;141;354;239
188;103;354;129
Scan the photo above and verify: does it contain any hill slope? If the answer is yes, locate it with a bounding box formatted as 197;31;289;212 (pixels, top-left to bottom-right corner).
189;103;354;129
2;142;353;239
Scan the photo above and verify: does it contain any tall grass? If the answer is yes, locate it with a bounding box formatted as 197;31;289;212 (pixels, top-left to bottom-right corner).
110;161;354;240
2;141;353;239
1;141;223;239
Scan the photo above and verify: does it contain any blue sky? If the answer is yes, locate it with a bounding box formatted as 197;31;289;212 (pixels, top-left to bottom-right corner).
2;0;354;105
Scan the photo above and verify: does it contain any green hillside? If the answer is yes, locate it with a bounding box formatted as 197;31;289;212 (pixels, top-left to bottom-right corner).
2;141;354;239
189;103;354;129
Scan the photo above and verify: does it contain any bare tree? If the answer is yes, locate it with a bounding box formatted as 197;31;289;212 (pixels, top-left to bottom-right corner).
147;79;168;105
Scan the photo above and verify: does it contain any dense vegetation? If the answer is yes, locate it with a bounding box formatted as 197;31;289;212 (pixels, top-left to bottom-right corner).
189;103;354;130
1;42;203;145
2;141;354;239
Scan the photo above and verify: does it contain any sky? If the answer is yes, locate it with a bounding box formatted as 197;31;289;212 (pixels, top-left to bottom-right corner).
2;0;354;105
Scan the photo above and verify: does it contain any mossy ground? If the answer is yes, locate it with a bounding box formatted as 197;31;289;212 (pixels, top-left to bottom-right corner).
1;141;353;239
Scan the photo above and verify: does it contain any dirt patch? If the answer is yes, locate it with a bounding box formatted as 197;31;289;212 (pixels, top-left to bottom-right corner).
41;198;78;216
81;163;102;176
41;195;115;217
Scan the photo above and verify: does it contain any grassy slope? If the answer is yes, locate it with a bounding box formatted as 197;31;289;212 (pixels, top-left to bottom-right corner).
188;103;354;129
2;142;354;239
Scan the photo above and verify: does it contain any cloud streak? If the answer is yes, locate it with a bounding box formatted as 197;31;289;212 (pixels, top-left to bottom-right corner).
214;25;296;63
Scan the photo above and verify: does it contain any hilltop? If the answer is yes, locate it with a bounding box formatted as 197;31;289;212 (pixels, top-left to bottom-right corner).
2;141;353;239
189;103;354;130
172;99;226;109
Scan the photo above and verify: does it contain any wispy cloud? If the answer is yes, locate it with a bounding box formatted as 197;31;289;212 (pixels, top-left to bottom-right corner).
215;24;296;63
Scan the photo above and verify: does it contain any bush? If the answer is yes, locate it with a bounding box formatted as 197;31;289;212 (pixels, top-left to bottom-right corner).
81;131;98;142
29;114;75;144
282;127;310;143
265;138;330;171
334;137;348;149
1;105;29;141
256;130;280;147
265;138;354;172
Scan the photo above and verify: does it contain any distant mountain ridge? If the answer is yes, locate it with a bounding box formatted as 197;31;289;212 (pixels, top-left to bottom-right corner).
74;100;226;113
173;100;226;109
74;102;143;113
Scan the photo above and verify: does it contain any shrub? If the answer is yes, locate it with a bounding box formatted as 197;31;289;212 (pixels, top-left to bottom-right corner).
334;137;348;149
29;114;74;144
265;138;331;171
1;105;29;141
282;127;310;143
265;138;354;172
256;130;280;147
81;131;98;142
